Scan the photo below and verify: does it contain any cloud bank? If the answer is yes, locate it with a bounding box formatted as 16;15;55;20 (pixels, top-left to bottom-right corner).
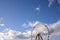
0;20;60;40
49;21;60;37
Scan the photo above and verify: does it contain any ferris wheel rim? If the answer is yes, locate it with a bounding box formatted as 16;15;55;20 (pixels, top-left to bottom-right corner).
31;23;49;40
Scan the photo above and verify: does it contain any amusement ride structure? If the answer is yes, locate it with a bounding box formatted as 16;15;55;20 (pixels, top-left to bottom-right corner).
31;22;49;40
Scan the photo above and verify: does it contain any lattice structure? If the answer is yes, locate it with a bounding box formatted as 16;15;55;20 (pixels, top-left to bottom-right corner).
31;22;49;40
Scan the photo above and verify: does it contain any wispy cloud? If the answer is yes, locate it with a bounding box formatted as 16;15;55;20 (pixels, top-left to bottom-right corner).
0;24;5;27
22;23;27;27
22;21;40;27
0;17;4;23
0;17;5;27
48;0;54;8
48;0;60;7
36;5;40;12
36;7;40;11
57;0;60;4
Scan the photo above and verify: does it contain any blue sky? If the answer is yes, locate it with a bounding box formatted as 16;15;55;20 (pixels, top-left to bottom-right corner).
0;0;60;40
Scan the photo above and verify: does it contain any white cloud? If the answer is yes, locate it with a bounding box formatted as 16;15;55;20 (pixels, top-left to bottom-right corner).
28;21;40;27
36;7;40;11
50;32;60;37
22;20;60;36
22;23;27;27
0;29;21;40
49;20;60;37
22;21;39;27
22;21;36;27
23;30;31;38
0;28;32;40
0;24;5;27
36;5;40;12
49;21;60;32
22;20;60;38
28;22;34;27
0;21;60;40
22;23;30;28
0;17;5;27
32;21;60;38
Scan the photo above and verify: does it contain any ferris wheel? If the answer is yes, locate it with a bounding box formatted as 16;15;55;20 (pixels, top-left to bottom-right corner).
31;22;49;40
